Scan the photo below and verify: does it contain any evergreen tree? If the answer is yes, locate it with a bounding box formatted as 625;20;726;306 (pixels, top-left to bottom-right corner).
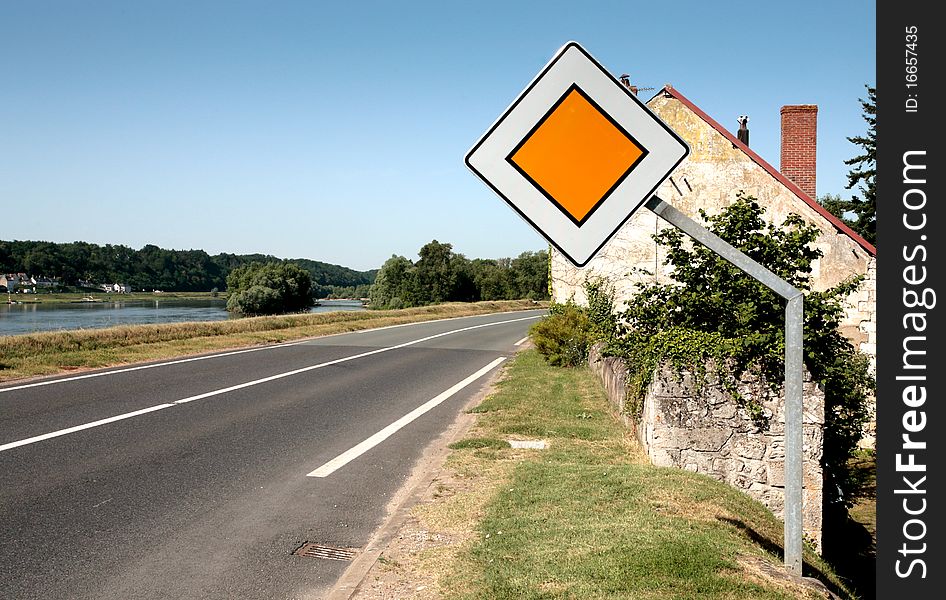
821;86;876;245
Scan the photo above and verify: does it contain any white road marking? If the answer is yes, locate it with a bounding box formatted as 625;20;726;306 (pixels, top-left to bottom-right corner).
0;315;539;452
307;356;506;478
0;404;174;452
0;310;545;394
0;343;307;394
514;336;529;346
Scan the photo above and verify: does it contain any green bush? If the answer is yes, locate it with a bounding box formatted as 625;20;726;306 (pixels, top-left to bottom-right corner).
228;284;281;315
530;302;590;367
225;261;314;315
584;276;619;346
616;194;874;506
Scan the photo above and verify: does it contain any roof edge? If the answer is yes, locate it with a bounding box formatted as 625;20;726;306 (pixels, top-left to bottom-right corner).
655;85;876;257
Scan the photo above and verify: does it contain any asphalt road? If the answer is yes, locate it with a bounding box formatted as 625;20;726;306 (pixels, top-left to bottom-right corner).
0;309;544;599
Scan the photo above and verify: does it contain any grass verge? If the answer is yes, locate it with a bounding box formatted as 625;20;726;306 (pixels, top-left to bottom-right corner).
372;350;857;599
0;300;541;383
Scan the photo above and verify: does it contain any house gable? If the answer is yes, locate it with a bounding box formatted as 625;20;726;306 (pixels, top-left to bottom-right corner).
656;86;875;256
550;84;876;364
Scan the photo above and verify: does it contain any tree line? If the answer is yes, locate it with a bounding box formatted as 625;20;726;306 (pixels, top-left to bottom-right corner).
0;239;549;308
0;240;376;294
368;240;548;309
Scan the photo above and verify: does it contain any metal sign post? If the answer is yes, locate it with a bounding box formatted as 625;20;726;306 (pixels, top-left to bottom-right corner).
646;196;805;574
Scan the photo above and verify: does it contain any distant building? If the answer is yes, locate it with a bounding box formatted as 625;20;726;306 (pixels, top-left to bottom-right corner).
30;276;60;288
101;283;131;293
1;273;29;292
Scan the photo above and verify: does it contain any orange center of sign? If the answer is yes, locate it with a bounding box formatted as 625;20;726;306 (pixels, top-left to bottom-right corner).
508;86;647;225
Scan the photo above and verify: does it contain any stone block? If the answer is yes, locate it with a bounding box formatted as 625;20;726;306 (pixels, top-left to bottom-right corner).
649;447;679;468
656;396;710;428
731;435;766;460
685;427;734;452
766;460;785;487
710;400;737;421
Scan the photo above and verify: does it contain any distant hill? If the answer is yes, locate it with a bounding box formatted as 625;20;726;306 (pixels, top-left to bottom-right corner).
0;240;376;293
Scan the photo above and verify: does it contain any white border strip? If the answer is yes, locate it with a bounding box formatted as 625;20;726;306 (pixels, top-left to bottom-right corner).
0;309;544;394
1;315;539;452
0;404;174;452
307;357;506;478
0;343;306;394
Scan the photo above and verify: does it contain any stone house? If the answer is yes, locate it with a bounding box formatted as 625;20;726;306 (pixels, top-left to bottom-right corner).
30;276;60;288
1;273;29;292
555;85;878;549
101;283;131;294
551;85;877;369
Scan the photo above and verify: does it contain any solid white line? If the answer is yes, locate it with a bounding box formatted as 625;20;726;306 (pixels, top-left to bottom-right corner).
0;343;307;394
307;356;506;478
514;336;529;346
0;315;539;452
171;314;538;403
0;404;174;452
306;308;545;340
0;309;545;395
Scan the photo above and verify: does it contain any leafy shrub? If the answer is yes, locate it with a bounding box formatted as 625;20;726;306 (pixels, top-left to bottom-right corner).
530;302;590;367
584;277;619;347
617;194;874;505
225;262;314;315
228;285;282;315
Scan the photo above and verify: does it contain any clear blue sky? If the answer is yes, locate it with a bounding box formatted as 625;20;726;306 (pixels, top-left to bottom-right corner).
1;1;875;271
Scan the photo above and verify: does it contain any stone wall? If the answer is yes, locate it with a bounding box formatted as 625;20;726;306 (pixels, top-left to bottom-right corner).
588;344;825;551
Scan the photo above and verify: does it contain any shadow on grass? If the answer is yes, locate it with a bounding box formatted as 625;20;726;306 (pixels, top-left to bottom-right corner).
718;516;852;599
822;505;876;600
821;451;877;600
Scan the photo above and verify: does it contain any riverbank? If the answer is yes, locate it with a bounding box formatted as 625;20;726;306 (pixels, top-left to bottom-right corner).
0;300;543;383
4;291;224;305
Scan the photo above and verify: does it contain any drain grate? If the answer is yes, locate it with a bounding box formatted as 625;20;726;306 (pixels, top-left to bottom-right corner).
293;542;358;561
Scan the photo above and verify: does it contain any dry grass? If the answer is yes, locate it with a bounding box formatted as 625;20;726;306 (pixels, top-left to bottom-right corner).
353;445;517;600
0;300;542;383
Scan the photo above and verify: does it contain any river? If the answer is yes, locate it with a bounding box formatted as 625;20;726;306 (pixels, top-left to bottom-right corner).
0;298;366;337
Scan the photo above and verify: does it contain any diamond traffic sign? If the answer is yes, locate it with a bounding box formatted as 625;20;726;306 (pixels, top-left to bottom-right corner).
465;42;689;267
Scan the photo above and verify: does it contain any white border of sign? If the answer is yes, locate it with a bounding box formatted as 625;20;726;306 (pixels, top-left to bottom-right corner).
466;41;690;267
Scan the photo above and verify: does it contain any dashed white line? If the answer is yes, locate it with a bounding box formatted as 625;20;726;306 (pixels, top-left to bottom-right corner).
306;356;506;478
514;336;529;346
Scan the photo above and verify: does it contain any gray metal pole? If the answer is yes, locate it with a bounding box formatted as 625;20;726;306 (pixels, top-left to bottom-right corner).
783;294;804;573
645;195;805;574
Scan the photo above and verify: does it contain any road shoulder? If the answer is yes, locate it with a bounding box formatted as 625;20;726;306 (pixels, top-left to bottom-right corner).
324;348;518;600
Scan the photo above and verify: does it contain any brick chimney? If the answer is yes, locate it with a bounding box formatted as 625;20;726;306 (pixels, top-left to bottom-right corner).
780;105;817;198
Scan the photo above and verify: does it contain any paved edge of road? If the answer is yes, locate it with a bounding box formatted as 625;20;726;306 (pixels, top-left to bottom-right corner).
324;346;521;600
0;307;544;391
